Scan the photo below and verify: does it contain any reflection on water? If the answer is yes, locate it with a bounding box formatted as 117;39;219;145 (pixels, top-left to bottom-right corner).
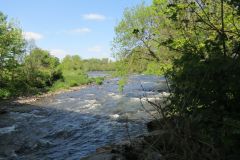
0;73;168;160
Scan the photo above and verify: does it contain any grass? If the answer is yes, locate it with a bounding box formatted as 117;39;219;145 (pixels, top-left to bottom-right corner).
50;70;105;92
118;77;127;92
93;77;104;85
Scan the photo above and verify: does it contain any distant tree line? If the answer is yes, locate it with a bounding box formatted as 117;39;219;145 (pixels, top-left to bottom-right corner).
82;58;115;71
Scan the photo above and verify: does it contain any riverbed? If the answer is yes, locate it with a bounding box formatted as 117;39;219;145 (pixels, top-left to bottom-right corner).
0;73;168;160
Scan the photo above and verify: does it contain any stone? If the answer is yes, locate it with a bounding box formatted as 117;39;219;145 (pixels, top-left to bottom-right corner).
81;153;125;160
143;151;163;160
96;145;113;153
0;109;7;115
146;120;163;132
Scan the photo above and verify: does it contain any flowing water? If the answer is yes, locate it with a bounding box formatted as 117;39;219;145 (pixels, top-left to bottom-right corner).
0;73;168;160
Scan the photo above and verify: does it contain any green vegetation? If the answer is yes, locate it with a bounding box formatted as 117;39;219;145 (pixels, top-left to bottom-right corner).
144;62;172;76
112;2;175;76
118;77;127;92
24;48;62;89
0;12;109;99
82;58;115;71
93;77;105;85
1;0;240;158
113;0;240;159
0;12;26;98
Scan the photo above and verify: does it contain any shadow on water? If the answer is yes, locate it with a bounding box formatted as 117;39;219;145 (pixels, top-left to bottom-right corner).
0;74;168;160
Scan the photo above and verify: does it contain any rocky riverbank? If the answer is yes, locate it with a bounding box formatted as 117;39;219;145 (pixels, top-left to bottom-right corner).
0;85;88;113
82;120;165;160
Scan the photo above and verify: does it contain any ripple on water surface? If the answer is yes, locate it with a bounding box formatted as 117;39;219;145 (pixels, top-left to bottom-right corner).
0;74;168;159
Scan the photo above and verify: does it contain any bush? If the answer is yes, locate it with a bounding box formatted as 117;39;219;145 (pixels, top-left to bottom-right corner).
94;77;104;85
0;88;11;99
144;62;172;76
50;80;69;92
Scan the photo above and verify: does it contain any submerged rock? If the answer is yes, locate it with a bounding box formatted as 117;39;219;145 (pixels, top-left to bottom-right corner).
82;119;167;160
96;145;113;153
146;119;163;132
0;109;7;115
82;153;126;160
82;135;164;160
142;151;163;160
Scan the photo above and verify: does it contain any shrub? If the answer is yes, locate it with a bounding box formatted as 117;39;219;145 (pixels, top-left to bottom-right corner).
0;88;11;99
94;77;104;85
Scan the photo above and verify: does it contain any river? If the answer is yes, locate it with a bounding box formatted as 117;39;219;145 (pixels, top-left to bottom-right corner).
0;72;168;160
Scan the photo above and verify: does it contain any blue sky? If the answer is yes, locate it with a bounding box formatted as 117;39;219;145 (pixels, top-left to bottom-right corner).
0;0;151;60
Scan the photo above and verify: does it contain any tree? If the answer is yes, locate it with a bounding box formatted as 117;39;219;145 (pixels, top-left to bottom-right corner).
60;55;83;71
82;58;115;71
152;0;240;159
113;3;161;61
113;0;240;159
24;48;61;88
112;2;176;75
0;12;25;87
0;12;26;98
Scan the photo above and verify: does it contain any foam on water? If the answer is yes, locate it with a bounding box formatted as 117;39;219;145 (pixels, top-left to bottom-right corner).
109;114;120;119
0;74;169;159
130;97;140;102
108;93;122;99
0;125;16;134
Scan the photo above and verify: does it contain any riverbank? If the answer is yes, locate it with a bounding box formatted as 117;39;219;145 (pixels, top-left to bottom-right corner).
15;85;88;105
0;84;91;114
0;75;105;107
81;120;164;160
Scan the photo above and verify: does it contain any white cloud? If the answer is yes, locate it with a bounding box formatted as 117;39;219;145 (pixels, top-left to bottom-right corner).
23;32;43;41
50;49;69;60
69;28;91;34
82;13;106;21
87;45;102;53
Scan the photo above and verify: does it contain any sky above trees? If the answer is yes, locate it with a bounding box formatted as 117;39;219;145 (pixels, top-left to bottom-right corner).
0;0;151;60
